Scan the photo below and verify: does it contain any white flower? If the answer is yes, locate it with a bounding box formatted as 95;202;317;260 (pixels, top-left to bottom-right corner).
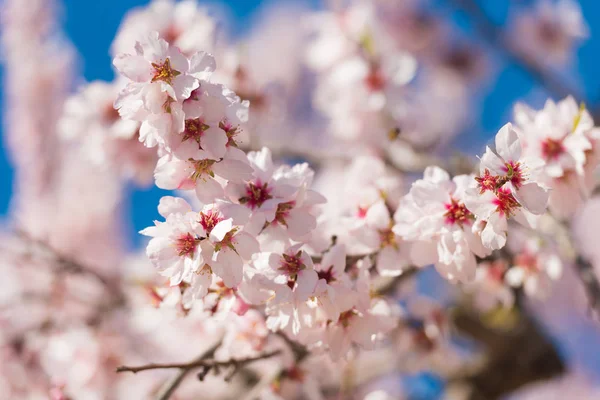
167;82;248;160
154;148;253;204
465;123;550;250
140;196;205;285
251;245;319;335
141;196;259;295
312;244;356;322
512;0;588;65
350;200;411;277
113;31;199;102
394;166;489;282
111;0;218;57
323;299;397;360
505;234;563;299
225;147;307;235
515;97;599;218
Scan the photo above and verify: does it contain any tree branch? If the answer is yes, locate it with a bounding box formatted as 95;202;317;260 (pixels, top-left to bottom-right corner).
451;304;565;400
152;340;222;400
116;350;281;380
574;255;600;316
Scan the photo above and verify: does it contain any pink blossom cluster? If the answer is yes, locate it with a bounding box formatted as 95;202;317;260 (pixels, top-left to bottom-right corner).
3;0;600;399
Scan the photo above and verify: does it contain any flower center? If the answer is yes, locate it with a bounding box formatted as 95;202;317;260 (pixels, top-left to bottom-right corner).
219;120;241;147
317;265;336;284
190;159;216;181
365;66;386;92
338;309;358;327
475;169;499;193
162;25;181;45
537;20;562;47
239;181;273;209
182;118;210;145
151;58;181;85
279;252;305;276
493;187;520;217
357;206;368;218
514;253;539;273
176;233;199;257
541;138;565;160
504;161;524;189
274;201;295;226
214;228;238;252
199;210;223;236
378;228;398;249
444;197;473;226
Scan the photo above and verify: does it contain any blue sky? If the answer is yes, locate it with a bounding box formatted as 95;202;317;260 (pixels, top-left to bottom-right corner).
1;0;600;245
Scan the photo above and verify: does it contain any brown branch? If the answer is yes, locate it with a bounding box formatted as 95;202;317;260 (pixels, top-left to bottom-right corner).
451;304;565;400
574;255;600;316
152;340;221;400
117;350;281;380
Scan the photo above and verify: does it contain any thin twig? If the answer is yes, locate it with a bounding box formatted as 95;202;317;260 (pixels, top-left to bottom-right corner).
116;350;282;376
154;340;222;400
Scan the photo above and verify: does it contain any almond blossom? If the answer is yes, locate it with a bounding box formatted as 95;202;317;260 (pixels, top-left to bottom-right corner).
113;33;213;147
141;196;259;296
465;123;550;250
350;200;411;277
6;0;599;397
394;166;490;282
225;148;311;236
254;245;319;335
140;196;206;286
154;150;253;204
515;97;600;218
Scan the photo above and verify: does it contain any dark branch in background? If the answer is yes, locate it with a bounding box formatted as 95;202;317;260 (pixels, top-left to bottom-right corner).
451;304;565;400
574;256;600;316
13;229;127;325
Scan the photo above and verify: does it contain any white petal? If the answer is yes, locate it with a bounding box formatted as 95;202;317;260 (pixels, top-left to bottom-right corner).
495;123;522;161
157;196;192;217
211;249;243;287
513;182;549;215
210;219;233;242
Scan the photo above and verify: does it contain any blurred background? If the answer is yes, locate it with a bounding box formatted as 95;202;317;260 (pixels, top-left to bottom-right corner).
2;1;600;399
2;0;600;246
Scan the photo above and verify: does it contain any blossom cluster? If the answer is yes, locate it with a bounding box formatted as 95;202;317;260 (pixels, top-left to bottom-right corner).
4;0;600;399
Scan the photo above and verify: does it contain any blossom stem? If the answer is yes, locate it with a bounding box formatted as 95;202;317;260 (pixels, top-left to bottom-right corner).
116;349;281;379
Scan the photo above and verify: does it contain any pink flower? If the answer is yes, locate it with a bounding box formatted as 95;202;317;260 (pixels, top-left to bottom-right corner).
515;97;600;218
350;200;411;277
394;166;489;282
312;244;356;322
111;0;218;57
511;0;588;65
113;31;199;102
154;148;253;204
225;147;308;235
140;196;206;285
168;82;248;160
465;124;550;250
323;299;397;360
